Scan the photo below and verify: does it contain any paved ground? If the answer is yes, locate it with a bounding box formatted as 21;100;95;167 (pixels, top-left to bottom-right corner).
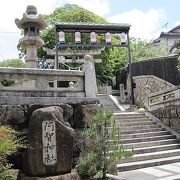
118;162;180;180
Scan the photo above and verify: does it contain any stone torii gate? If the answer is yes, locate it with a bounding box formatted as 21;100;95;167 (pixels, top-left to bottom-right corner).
43;47;103;69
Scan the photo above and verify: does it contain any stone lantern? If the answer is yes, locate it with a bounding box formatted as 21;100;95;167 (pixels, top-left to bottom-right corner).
15;5;47;68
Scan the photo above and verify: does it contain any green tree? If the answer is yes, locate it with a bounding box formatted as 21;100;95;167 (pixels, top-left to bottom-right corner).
45;4;106;24
0;59;25;68
130;38;168;61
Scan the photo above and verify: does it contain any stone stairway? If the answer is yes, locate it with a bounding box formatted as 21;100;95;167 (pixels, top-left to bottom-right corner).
114;112;180;172
98;95;120;112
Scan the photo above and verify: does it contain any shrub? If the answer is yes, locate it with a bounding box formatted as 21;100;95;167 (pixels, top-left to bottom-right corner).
76;150;98;177
1;79;15;87
0;126;24;179
76;105;133;179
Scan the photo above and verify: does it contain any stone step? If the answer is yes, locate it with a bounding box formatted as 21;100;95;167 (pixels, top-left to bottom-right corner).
130;143;180;154
119;127;164;134
114;112;143;115
120;131;171;139
117;124;161;130
117;155;180;171
99;102;118;107
100;100;117;104
100;103;117;107
104;108;180;171
102;104;119;108
108;135;175;149
123;139;179;149
114;112;145;116
118;149;180;165
116;118;153;123
101;103;118;106
121;134;176;144
116;121;156;127
125;148;180;163
99;99;116;104
114;115;147;120
103;107;120;111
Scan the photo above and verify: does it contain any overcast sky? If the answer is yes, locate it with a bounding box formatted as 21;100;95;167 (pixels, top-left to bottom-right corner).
0;0;179;60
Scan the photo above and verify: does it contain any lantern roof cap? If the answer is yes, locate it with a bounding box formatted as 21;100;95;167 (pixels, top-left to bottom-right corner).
15;5;47;30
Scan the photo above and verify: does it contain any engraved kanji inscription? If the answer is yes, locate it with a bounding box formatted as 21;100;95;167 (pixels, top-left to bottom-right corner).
42;121;57;166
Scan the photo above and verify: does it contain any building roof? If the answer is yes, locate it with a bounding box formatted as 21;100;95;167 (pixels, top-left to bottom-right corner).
152;24;180;45
168;25;180;33
160;32;180;37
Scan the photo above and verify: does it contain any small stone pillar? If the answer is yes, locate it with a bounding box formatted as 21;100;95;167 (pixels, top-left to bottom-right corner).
119;84;125;102
15;5;47;68
83;54;97;97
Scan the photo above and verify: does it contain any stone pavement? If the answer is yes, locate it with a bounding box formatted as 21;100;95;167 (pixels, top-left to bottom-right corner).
118;162;180;180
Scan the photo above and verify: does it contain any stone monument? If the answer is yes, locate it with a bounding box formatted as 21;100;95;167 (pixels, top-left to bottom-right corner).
24;106;74;177
15;5;47;68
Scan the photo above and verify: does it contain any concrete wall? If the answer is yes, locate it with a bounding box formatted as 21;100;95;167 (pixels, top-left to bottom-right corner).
0;67;84;92
0;62;97;103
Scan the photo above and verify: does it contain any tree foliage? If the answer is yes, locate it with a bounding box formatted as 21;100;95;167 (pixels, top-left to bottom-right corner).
45;4;106;24
0;59;25;68
130;38;168;61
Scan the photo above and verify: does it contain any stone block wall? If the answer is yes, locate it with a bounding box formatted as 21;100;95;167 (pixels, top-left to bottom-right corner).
151;105;180;133
132;75;175;107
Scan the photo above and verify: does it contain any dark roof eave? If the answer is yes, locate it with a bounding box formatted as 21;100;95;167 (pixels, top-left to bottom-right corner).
168;25;180;33
55;22;131;33
160;32;180;37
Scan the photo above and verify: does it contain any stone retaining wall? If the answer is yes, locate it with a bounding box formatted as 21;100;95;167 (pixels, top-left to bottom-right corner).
130;75;175;107
151;105;180;133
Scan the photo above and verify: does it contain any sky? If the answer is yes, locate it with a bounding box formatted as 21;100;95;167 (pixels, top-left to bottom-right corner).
0;0;180;60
